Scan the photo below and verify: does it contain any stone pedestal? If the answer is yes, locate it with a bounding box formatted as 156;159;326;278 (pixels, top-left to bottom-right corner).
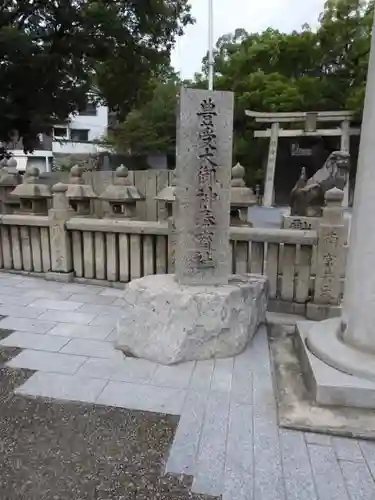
117;274;268;365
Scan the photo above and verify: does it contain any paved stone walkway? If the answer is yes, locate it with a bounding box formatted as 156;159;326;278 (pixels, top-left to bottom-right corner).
0;345;216;500
0;272;375;499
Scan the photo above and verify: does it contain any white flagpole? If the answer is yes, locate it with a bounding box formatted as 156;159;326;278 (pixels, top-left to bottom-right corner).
208;0;214;90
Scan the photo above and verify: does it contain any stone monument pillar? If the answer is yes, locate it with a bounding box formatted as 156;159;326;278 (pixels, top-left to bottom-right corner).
175;88;232;286
117;87;268;365
297;11;375;408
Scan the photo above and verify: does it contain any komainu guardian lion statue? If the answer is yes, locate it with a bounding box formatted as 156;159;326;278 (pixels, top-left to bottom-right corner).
290;150;350;217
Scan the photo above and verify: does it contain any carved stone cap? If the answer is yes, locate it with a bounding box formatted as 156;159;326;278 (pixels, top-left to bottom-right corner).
325;187;344;204
66;165;97;200
11;166;51;199
99;165;143;202
155;170;176;202
230;163;256;207
7;157;17;169
69;165;85;185
0;167;18;187
52;182;68;194
231;163;246;187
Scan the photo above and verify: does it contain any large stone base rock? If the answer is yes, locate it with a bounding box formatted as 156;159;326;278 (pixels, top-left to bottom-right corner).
117;274;268;365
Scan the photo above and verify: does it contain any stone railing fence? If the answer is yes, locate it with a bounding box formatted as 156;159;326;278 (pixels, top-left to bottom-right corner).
0;164;347;320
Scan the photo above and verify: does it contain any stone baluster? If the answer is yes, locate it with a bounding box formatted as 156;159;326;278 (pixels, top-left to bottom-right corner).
65;165;97;216
99;165;143;219
10;166;51;215
47;183;74;282
230;162;256;227
307;187;345;320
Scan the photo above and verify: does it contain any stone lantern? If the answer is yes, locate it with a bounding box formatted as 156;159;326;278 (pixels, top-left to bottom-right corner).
6;156;18;173
65;165;97;216
10;166;51;215
99;165;143;219
155;170;177;272
0;165;20;214
0;156;7;174
230;162;256;226
155;170;176;221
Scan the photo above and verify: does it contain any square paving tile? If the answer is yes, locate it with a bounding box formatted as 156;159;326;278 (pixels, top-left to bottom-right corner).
28;299;83;311
76;357;158;384
47;323;114;340
97;381;187;415
15;371;108;403
7;349;87;374
38;310;97;325
60;338;123;360
0;317;55;334
0;331;70;352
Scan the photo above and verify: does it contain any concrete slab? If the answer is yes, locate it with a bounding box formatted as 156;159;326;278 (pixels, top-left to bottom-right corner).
266;311;304;335
298;321;375;409
270;328;375;439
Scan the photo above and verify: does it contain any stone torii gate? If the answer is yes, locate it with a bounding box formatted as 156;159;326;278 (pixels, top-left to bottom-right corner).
245;110;361;208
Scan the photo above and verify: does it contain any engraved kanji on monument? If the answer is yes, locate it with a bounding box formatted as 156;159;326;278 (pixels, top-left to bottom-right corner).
175;87;234;286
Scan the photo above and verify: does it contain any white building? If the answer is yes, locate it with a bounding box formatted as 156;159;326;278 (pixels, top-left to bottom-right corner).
8;104;109;173
52;103;109;156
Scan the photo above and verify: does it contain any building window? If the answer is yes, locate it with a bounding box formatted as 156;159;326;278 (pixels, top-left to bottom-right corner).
53;127;68;138
79;103;97;116
70;129;89;142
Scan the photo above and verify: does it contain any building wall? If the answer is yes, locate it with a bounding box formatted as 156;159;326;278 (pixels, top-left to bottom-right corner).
52;142;107;156
5;106;109;173
9;149;53;173
52;105;109;155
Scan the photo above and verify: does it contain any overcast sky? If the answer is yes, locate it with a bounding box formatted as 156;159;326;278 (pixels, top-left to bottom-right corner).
171;0;326;78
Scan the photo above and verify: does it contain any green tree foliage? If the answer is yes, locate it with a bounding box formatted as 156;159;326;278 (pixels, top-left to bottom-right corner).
0;0;193;152
106;75;180;155
110;0;374;184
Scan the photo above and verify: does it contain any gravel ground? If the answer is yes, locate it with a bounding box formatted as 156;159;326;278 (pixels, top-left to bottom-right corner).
0;329;218;500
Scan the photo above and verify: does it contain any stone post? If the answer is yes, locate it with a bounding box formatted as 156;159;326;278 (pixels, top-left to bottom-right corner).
341;119;350;207
263;122;279;208
47;183;74;282
307;188;345;321
342;14;375;353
